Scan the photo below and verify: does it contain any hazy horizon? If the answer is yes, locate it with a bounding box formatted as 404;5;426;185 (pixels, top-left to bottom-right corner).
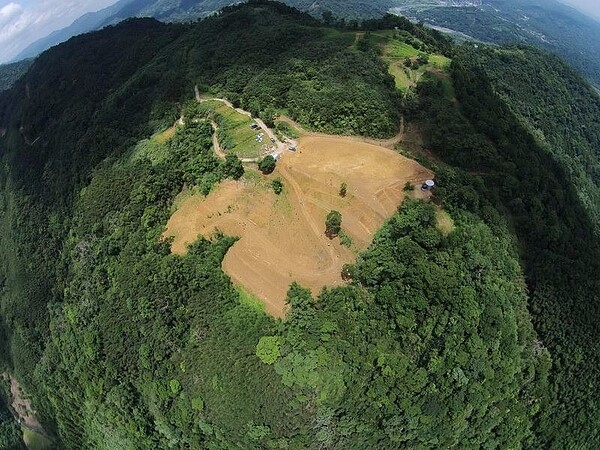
0;0;119;64
560;0;600;19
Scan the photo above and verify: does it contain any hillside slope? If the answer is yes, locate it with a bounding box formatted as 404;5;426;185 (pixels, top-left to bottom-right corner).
412;41;600;447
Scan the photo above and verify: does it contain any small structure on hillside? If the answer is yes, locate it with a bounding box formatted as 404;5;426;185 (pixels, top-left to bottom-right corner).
421;179;435;191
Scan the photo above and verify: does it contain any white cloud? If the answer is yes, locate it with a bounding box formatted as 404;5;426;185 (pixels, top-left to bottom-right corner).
0;3;23;28
0;0;118;63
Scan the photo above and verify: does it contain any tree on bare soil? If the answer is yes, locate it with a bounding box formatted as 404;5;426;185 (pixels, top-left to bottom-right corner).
272;178;283;195
258;155;276;174
325;210;342;239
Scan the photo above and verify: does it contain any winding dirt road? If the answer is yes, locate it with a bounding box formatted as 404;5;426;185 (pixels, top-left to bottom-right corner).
195;86;287;160
277;115;405;149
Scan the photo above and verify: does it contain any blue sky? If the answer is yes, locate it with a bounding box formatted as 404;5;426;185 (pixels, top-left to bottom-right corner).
0;0;118;63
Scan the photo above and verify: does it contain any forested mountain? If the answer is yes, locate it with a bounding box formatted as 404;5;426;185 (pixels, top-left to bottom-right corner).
394;0;600;87
0;60;33;93
0;1;599;448
12;0;394;64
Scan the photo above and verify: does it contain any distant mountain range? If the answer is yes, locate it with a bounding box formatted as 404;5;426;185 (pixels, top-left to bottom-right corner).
12;0;235;62
12;0;394;62
6;0;600;88
392;0;600;86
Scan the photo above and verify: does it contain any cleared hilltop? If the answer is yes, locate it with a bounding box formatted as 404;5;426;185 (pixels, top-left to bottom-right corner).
0;1;599;449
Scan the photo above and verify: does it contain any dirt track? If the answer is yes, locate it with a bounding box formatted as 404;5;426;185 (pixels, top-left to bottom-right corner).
164;134;433;317
277;115;405;149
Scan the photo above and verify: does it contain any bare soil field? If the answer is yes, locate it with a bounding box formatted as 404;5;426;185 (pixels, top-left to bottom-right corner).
164;135;433;317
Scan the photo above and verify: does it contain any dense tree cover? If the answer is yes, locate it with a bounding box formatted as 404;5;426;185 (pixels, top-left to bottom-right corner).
0;396;25;450
282;0;393;21
36;119;301;449
0;3;423;446
458;45;600;232
0;60;32;93
2;52;547;445
262;200;547;448
414;47;600;447
0;1;408;398
189;2;402;137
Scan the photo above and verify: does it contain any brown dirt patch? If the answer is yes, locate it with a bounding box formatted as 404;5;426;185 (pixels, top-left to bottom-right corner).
164;135;433;317
1;374;43;432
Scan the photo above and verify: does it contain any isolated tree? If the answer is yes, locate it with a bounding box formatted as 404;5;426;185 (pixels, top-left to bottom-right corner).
272;178;283;195
247;98;261;117
221;153;244;180
325;210;342;238
339;182;347;197
258;155;276;174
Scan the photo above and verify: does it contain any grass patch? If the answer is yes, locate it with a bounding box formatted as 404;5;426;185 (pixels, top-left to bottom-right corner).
436;210;455;236
23;429;53;450
237;286;265;313
273;188;293;217
386;41;421;58
377;33;452;92
275;121;298;140
429;54;451;70
387;64;414;91
242;168;271;189
131;138;170;165
152;124;177;144
200;101;267;159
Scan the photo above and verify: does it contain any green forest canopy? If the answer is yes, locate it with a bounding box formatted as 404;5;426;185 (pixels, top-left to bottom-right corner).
0;1;598;448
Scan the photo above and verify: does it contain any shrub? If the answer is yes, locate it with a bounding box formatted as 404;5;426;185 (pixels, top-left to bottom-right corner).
325;210;342;238
272;178;283;195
